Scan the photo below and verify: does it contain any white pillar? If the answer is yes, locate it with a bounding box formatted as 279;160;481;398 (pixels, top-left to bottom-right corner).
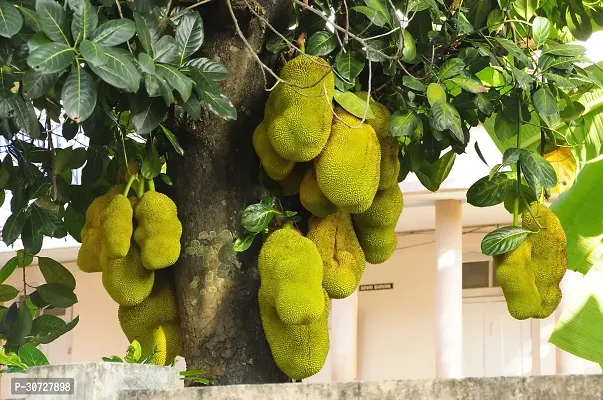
434;200;463;379
330;289;359;381
555;270;586;375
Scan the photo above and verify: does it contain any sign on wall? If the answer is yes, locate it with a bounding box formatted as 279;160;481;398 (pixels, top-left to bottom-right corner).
359;283;393;291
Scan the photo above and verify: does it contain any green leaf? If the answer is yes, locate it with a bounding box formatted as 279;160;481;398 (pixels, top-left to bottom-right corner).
333;90;375;119
125;340;142;363
0;346;27;370
265;30;294;53
2;209;26;246
130;94;167;135
88;46;140;92
160;125;184;156
532;16;550;48
439;58;465;81
133;13;152;56
39;257;76;290
27;32;52;54
7;303;33;347
389;111;421;137
519;149;557;194
19;344;49;367
15;6;39;33
513;0;539;20
156;63;193;102
79;40;108;66
32;315;65;337
32;315;78;345
363;0;392;26
241;203;276;233
0;1;24;38
22;215;43;255
92;18;135;46
176;11;204;66
0;257;18;284
335;52;364;81
22;70;60;99
64;205;84;243
68;0;97;42
62;65;97;123
532;87;557;117
234;233;255;252
180;92;201;120
511;67;533;91
494;37;532;67
449;71;487;93
36;0;70;45
350;6;388;27
474;93;494;115
27;42;75;74
481;226;532;256
466;0;491;28
153;35;179;64
17;250;33;268
36;283;77;308
0;66;19;97
141;141;161;180
196;80;236;120
0;284;18;301
431;102;464;142
402;75;426;92
306;31;338;56
486;9;504;33
138;52;155;74
467;173;515;207
541;43;586;57
184;58;229;81
415;151;456;192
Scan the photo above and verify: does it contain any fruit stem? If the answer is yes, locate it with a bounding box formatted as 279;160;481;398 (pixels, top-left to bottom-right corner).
148;179;156;192
281;222;293;230
124;174;136;197
137;178;145;198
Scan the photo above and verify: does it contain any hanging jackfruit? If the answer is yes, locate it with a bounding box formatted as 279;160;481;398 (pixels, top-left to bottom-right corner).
276;163;306;196
100;194;134;259
307;212;366;299
264;55;335;162
137;323;183;366
355;92;400;190
352;185;403;264
133;191;183;270
77;185;126;273
315;107;381;213
299;166;338;217
494;239;541;320
101;244;155;307
258;227;325;325
522;203;567;319
259;288;330;380
253;119;295;181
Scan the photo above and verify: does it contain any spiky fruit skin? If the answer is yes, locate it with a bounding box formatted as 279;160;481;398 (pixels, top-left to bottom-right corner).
133;191;183;270
100;194;134;259
259;289;330;381
77;185;125;273
316;107;381;214
258;228;325;326
265;55;335;162
138;323;183;366
352;185;403;264
494;240;541;320
522;203;567;318
276;163;306;196
307;212;366;299
101;244;154;307
253;120;295;181
355;92;400;190
299;166;338;217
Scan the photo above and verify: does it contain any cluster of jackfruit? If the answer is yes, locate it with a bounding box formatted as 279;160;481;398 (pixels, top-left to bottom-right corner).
494;203;568;320
252;56;404;379
76;172;184;366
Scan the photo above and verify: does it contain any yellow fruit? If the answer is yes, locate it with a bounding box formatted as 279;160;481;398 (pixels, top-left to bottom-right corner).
276;163;306;196
101;244;154;307
494;240;541;320
253;120;295;181
299;166;338;217
138;323;183;366
427;83;447;105
264;55;335;162
133;191;183;270
352;185;403;264
307;212;365;299
258;228;325;325
100;194;133;259
315;107;381;213
259;288;330;380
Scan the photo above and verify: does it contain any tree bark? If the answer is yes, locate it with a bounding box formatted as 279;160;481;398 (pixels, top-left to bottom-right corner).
169;0;290;385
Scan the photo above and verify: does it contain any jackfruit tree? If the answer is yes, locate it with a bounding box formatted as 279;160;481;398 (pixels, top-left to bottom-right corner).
0;0;602;383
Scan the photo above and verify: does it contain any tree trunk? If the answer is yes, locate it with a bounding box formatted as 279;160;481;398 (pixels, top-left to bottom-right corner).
169;0;290;385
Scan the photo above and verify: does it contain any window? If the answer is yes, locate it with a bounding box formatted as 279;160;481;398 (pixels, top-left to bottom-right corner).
462;260;500;289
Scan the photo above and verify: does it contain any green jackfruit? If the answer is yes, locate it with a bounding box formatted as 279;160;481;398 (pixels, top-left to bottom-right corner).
494;239;541;320
522;203;567;318
259;289;330;380
307;212;365;299
352;185;403;264
264;55;334;162
316;107;381;213
253;120;295;181
355;92;400;190
299;166;338;217
101;244;154;307
276;163;306;196
258;228;325;325
133;191;183;270
77;185;126;273
138;323;183;366
100;194;134;259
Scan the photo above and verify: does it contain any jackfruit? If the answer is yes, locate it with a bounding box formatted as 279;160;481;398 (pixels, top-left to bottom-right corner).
494;239;541;320
355;92;400;190
264;55;334;162
137;323;183;366
352;185;403;264
307;212;365;299
100;194;134;259
258;228;325;325
101;244;155;307
259;288;330;380
299;166;338;217
276;163;306;196
133;191;183;270
522;203;567;319
253;120;295;181
315;107;381;213
77;185;126;273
